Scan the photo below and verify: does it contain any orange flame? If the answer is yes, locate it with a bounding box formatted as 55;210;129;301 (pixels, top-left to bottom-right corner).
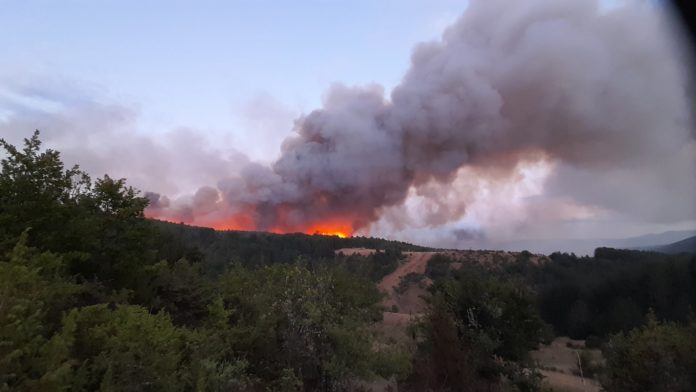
314;230;348;238
147;211;353;237
305;222;353;238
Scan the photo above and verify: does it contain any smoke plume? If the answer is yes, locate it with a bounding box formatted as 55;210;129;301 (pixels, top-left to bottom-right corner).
145;0;695;236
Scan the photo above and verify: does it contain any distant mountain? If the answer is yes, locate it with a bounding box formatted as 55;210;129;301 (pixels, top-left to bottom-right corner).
490;229;696;256
650;235;696;255
490;238;605;256
618;230;696;250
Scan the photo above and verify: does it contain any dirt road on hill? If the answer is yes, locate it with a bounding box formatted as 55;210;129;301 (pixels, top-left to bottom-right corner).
378;251;436;293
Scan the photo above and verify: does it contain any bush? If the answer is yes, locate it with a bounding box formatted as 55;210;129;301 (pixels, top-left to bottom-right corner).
394;272;422;294
402;270;545;391
602;314;696;391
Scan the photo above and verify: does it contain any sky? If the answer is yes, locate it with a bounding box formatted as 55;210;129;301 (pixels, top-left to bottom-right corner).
1;0;695;253
0;0;464;160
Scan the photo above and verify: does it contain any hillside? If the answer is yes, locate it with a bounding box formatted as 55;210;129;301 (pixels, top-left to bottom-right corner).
153;219;432;272
491;229;696;256
652;235;696;254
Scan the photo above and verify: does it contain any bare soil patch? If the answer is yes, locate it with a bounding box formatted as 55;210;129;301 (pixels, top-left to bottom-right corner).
335;247;377;256
532;337;603;392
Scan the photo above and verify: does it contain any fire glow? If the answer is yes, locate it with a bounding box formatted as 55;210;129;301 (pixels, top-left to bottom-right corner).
315;231;348;238
147;210;352;238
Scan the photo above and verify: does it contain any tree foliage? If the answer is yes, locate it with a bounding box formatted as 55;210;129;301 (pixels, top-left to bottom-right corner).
602;314;696;392
0;232;78;390
405;267;545;391
0;131;409;391
214;264;407;390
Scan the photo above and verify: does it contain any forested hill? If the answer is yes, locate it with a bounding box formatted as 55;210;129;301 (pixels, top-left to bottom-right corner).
153;219;432;272
651;235;696;254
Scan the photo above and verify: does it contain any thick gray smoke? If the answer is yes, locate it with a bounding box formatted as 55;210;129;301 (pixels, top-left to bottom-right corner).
147;0;695;234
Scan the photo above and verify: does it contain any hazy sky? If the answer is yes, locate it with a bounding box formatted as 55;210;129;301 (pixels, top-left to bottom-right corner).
1;0;465;160
1;0;695;252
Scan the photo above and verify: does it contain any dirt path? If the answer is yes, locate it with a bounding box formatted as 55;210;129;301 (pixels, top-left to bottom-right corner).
378;251;436;293
376;251;437;315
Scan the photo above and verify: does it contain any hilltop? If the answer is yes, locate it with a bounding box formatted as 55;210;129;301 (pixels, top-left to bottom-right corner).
153;219;432;272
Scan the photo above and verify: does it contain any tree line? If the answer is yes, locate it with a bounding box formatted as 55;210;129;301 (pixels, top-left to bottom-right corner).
425;247;696;390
